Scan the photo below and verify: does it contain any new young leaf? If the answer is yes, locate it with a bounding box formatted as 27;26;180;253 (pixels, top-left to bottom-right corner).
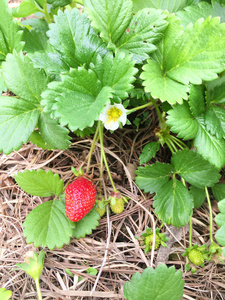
124;265;184;300
15;169;64;197
0;288;12;300
23;200;75;249
215;199;225;246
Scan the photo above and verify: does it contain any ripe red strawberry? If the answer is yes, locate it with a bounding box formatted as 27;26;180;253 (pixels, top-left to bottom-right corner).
65;177;96;222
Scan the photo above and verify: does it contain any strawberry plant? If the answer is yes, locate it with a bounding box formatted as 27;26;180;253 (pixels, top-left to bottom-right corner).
1;0;225;298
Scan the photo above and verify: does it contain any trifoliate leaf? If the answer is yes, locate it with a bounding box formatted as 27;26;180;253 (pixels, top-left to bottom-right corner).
212;183;225;202
0;288;12;300
2;51;49;104
42;67;113;131
13;0;41;18
132;0;196;13
37;112;71;150
90;52;137;99
194;120;225;169
73;208;100;239
206;74;225;104
115;9;167;63
139;142;160;165
0;96;39;154
176;2;225;28
141;14;225;104
171;149;221;188
189;186;205;209
47;8;108;69
205;106;225;139
23;200;75;249
124;265;184;300
167;102;198;140
135;162;174;194
0;0;23;54
84;0;133;45
15;169;64;197
154;179;193;227
188;85;205;117
215;199;225;246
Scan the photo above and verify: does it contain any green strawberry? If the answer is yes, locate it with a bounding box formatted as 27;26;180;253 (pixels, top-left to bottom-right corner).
95;205;106;217
188;249;204;266
110;198;124;214
145;233;161;250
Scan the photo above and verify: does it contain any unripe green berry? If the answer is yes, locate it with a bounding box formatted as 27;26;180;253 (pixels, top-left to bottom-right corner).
95;206;106;217
110;198;124;214
188;249;204;265
145;234;161;250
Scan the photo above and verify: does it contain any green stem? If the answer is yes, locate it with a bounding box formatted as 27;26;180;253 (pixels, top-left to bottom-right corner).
189;216;192;247
205;186;214;243
126;102;153;115
86;126;99;174
165;139;175;153
35;278;42;300
150;98;163;125
170;135;188;149
99;140;104;191
43;0;51;23
99;122;117;191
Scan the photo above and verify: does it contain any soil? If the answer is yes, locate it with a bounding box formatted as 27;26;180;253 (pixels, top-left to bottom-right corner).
1;1;225;299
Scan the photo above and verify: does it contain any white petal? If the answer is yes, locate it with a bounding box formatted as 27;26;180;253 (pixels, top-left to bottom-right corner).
99;113;106;122
104;120;119;131
119;113;127;125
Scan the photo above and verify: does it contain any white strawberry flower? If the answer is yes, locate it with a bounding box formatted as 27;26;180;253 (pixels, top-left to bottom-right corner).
99;103;127;131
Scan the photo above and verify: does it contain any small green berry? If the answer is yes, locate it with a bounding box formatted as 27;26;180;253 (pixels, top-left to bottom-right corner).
188;249;204;266
95;205;106;217
110;198;124;214
145;233;161;250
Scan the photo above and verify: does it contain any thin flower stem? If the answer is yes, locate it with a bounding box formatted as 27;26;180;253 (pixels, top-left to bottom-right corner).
170;136;184;150
126;102;153;115
35;278;42;300
99;122;117;191
86;125;99;174
150;98;163;125
44;0;51;23
170;135;188;149
205;186;214;243
165;139;175;154
189;216;192;247
99;141;104;191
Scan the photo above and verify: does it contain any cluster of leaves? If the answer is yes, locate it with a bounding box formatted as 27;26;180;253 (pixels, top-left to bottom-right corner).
15;169;101;249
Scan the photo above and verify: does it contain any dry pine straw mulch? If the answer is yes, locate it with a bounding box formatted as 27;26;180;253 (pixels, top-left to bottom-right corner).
1;108;225;300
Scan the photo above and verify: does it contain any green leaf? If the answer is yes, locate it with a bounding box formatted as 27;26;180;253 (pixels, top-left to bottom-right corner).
176;2;225;28
23;200;75;249
90;51;137;99
188;85;205;117
167;102;198;140
43;68;113;131
37;112;71;150
215;199;225;246
86;267;98;275
206;74;225;104
135;162;174;194
115;9;167;63
48;8;108;69
47;0;72;7
0;0;23;53
124;265;184;300
189;186;205;209
132;0;196;13
0;96;39;154
84;0;133;45
0;288;12;300
205;106;225;139
13;0;41;18
73;208;100;239
154;179;193;227
139;142;160;164
141;14;225;104
212;183;225;202
171;149;221;188
194;120;225;169
30;130;49;150
15;169;64;197
2;51;49;103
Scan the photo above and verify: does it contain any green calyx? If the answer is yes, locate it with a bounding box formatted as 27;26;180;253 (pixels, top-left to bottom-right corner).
141;227;169;253
183;244;208;267
16;250;45;281
108;191;128;214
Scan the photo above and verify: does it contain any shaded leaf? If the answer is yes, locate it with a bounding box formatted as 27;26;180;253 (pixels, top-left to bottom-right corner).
73;208;100;239
212;183;225;202
13;0;41;18
139;142;160;164
205;106;225;139
215;199;225;246
15;169;64;197
154;179;193;227
188;85;205;117
206;74;225;104
189;186;205;209
23;200;75;249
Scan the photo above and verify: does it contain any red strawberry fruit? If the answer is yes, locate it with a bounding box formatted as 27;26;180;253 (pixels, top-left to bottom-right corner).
65;177;96;222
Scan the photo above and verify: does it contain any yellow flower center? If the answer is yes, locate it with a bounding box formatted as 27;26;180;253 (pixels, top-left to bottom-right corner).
107;107;122;121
